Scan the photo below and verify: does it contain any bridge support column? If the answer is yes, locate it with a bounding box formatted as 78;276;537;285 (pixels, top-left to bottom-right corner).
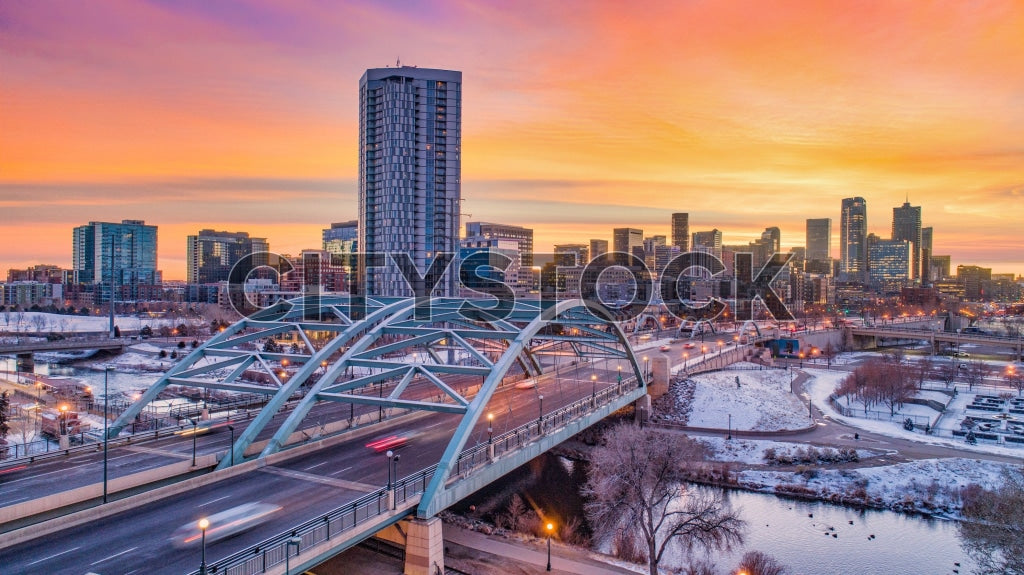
634;394;651;426
405;517;445;575
648;356;670;398
16;352;33;375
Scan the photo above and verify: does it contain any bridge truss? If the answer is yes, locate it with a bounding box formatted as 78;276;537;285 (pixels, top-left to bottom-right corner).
108;296;644;517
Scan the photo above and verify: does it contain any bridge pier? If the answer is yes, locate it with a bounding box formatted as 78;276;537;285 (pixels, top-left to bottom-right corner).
634;393;651;426
16;352;33;375
376;516;445;575
648;356;670;398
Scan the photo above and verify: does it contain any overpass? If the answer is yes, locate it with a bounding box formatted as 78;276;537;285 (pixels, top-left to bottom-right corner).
0;337;126;355
1;296;651;575
850;324;1024;356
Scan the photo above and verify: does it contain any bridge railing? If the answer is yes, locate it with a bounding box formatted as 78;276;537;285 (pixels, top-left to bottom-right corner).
186;376;642;575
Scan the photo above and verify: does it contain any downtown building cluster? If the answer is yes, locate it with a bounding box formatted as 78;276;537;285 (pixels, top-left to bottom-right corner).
2;66;1022;317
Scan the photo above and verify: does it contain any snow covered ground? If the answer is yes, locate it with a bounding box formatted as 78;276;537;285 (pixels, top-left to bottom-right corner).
806;367;1024;456
0;311;194;333
738;457;1011;516
660;363;811;431
696;436;878;464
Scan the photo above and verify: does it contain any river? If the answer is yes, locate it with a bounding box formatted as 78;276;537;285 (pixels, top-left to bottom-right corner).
457;453;977;575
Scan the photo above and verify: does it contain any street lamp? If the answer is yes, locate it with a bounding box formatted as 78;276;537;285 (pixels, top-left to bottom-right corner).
58;404;69;435
487;412;494;444
285;536;301;575
198;518;209;575
189;418;198;467
227;425;235;466
103;366;114;503
591;374;598;401
798;352;805;368
643;356;649;381
727;413;732;440
701;345;707;360
386;449;394;490
538;394;544;433
391;454;400;509
617;365;622;384
546;521;554;571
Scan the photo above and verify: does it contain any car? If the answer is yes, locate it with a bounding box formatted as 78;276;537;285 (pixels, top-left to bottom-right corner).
514;379;538;390
170;502;282;548
683;343;696;349
953;351;970;358
365;432;416;452
659;345;671;352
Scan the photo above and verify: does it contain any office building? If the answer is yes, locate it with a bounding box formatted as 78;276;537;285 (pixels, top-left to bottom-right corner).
187;230;269;285
806;218;831;262
671;213;689;252
553;244;589;267
957;265;992;301
931;255;951;281
612;228;644;262
73;219;160;302
589;239;608;264
868;239;911;292
892;201;922;280
691;229;722;259
920;227;933;284
359;66;462;297
840;197;868;281
465;222;534;268
459;238;523;296
323;221;358;256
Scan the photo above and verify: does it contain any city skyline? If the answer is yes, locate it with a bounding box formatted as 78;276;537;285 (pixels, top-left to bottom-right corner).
3;1;1024;278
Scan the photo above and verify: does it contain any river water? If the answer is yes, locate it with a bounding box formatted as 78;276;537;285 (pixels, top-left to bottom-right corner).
458;453;977;575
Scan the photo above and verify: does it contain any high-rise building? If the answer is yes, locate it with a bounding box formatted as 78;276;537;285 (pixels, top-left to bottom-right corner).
671;213;689;252
806;218;831;262
553;244;589;267
465;222;534;268
868;239;911;292
589;239;608;264
691;229;722;259
957;265;992;301
459;238;522;295
187;230;268;285
920;226;933;285
612;228;644;261
323;221;358;255
73;220;160;302
892;201;922;280
931;255;951;280
840;197;868;281
358;66;462;297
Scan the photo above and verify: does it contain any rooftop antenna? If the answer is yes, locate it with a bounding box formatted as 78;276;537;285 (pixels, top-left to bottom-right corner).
397;57;401;67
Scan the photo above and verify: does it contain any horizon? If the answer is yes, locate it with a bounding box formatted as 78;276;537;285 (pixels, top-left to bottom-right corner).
3;1;1024;279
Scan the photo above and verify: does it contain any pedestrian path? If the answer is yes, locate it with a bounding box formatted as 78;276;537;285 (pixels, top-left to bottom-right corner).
445;524;639;575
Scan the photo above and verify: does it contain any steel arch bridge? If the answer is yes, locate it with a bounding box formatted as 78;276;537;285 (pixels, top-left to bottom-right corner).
108;296;645;516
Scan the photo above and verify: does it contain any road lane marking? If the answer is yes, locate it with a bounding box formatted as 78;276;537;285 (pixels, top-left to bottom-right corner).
199;495;232;507
304;461;329;471
90;546;138;565
329;466;353;476
123;445;193;460
27;546;80;566
3;464;90;484
261;466;376;492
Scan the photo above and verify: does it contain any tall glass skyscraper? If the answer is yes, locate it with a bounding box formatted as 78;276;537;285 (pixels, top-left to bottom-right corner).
186;229;268;284
892;201;922;281
358;66;462;297
840;197;867;281
73;219;159;302
805;218;831;262
671;213;689;252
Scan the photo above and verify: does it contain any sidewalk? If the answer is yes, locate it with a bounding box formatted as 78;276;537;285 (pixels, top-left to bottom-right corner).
445;525;640;575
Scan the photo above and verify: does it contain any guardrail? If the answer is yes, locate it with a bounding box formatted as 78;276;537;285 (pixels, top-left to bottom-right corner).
184;376;641;575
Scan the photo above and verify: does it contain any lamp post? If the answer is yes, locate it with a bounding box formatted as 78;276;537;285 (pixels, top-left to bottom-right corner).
189;418;198;467
617;365;622;384
386;449;394;490
545;521;554;571
198;518;209;575
590;374;597;401
538;394;544;433
391;454;400;509
285;536;301;575
727;413;732;440
59;404;69;435
103;366;114;503
487;412;494;444
35;381;43;432
227;425;235;467
643;356;649;381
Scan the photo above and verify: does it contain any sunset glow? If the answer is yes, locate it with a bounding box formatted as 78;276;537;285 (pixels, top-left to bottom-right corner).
2;1;1023;278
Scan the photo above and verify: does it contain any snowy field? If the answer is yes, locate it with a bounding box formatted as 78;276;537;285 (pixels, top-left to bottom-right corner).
663;362;812;431
0;311;196;334
696;436;879;464
739;457;1012;516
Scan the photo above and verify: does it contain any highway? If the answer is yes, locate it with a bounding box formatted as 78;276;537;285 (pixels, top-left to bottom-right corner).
0;356;633;575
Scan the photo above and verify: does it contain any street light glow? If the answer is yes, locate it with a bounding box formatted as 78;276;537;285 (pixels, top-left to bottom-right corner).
198;518;209;530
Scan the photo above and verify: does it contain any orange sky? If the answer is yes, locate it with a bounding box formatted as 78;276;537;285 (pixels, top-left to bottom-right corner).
2;1;1023;279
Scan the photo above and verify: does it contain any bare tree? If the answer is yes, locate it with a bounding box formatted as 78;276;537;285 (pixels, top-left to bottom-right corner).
964;358;991;391
938;358;960;388
583;423;744;575
960;469;1024;575
1005;369;1024;397
914;357;933;391
737;550;788;575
